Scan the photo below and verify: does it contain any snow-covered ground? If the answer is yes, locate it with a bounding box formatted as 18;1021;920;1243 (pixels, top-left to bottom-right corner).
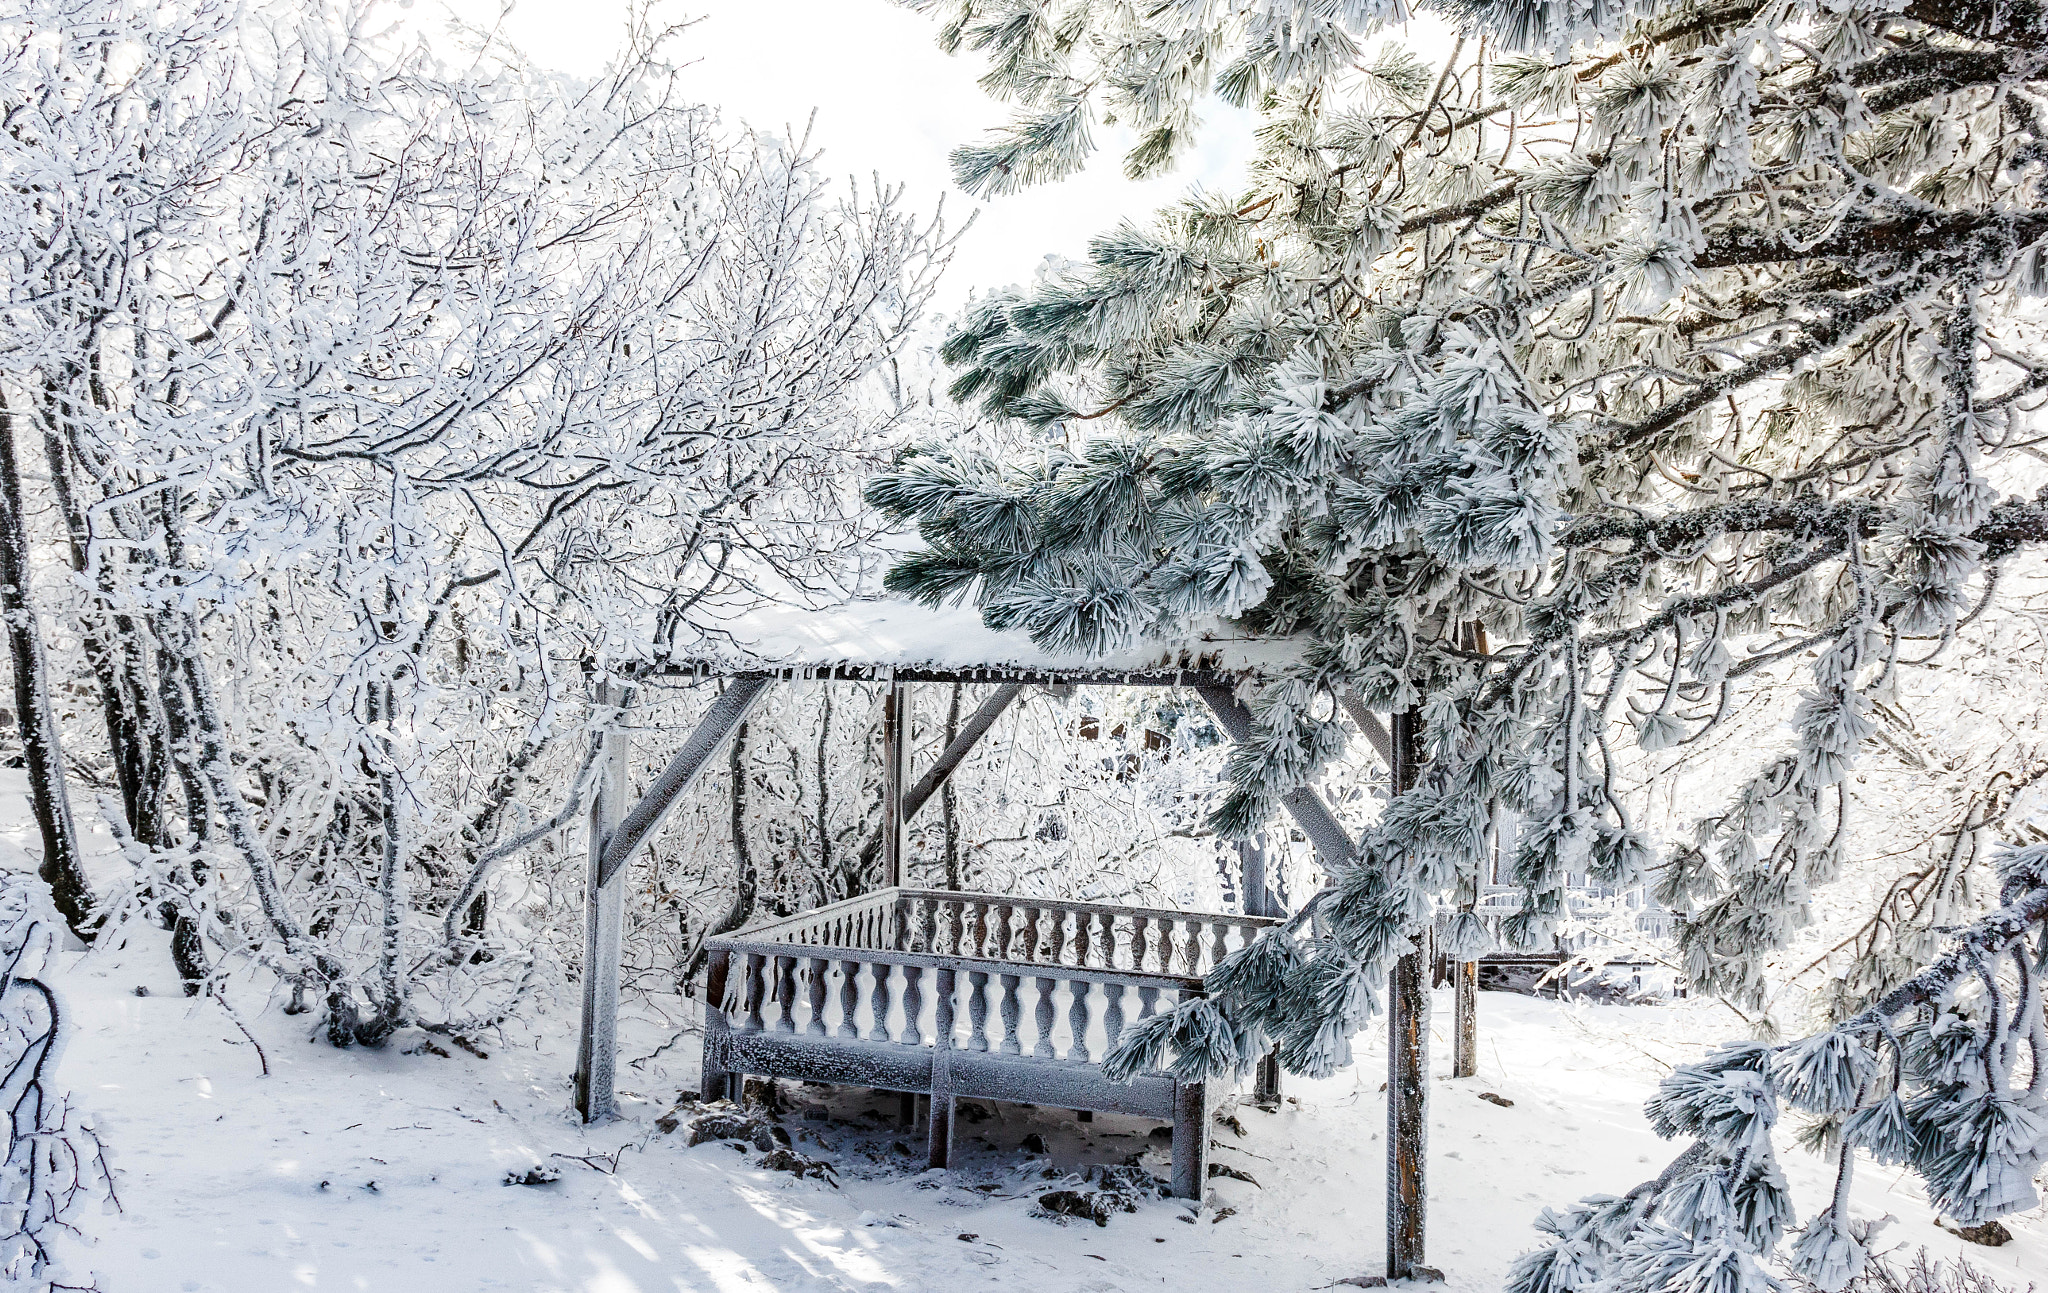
44;936;2048;1293
7;771;2042;1293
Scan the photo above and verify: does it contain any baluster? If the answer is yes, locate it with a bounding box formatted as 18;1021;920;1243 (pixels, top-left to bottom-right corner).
966;971;990;1051
1130;916;1149;971
867;963;893;1042
1155;918;1175;973
1137;984;1159;1022
994;904;1015;961
934;967;956;1050
1184;920;1204;975
973;902;991;958
920;898;938;954
1047;910;1067;965
806;957;829;1035
1073;910;1091;967
837;959;861;1038
1033;977;1057;1059
774;956;798;1032
1102;982;1125;1053
901;967;924;1047
1020;907;1041;963
1099;912;1117;968
1210;921;1230;975
946;899;964;956
998;975;1022;1055
1068;979;1092;1063
741;954;766;1033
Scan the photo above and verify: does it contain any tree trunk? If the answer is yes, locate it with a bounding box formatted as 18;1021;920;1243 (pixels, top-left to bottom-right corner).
38;403;166;850
0;393;92;939
1386;707;1428;1279
370;681;406;1043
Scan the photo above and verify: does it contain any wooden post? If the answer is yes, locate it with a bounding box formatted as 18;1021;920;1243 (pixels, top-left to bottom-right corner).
1240;832;1284;1108
1453;960;1478;1079
1387;707;1428;1278
1170;1077;1209;1200
1451;624;1488;1082
701;950;735;1102
881;679;912;888
595;673;770;1121
574;681;631;1123
928;966;957;1168
1237;835;1276;918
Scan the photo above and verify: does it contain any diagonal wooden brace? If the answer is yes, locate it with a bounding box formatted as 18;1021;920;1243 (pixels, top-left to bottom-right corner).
1336;693;1394;768
1192;680;1360;870
599;674;774;887
858;681;1027;877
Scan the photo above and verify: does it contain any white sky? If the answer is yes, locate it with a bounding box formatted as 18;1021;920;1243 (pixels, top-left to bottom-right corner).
425;0;1257;308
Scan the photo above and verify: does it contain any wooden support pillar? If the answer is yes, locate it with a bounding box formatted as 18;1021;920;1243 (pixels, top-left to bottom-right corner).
1453;960;1478;1078
700;950;736;1102
1239;832;1286;1108
1170;1077;1209;1200
586;674;772;1123
1237;834;1280;919
1387;707;1428;1279
881;679;912;888
929;968;956;1168
574;681;631;1123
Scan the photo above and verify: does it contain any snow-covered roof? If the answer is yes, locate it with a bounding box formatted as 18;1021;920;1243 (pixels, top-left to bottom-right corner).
655;598;1308;682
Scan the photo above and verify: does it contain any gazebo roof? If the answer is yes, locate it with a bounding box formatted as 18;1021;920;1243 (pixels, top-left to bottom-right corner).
650;597;1309;684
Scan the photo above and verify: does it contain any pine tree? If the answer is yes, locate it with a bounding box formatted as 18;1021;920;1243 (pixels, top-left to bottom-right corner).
876;0;2048;1276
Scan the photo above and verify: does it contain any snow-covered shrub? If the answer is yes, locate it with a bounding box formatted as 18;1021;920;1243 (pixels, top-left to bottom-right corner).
0;875;113;1287
0;0;947;1043
1510;844;2048;1293
1819;1249;2029;1293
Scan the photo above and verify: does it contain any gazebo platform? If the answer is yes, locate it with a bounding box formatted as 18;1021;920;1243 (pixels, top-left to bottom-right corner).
700;887;1275;1199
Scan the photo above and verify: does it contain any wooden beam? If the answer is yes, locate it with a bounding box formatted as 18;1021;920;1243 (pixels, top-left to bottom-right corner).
598;674;773;887
857;682;1026;877
1192;681;1359;870
575;682;632;1123
881;681;913;887
652;660;1278;687
1386;708;1428;1279
1337;693;1394;768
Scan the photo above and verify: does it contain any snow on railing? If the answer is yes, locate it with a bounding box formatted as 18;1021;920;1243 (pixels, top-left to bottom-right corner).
706;888;1273;1060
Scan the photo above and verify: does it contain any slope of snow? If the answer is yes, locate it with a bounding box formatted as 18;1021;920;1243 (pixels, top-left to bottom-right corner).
45;933;2048;1293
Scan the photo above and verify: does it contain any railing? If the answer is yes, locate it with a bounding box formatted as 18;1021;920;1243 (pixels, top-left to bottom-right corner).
699;887;1276;1198
706;888;1271;1063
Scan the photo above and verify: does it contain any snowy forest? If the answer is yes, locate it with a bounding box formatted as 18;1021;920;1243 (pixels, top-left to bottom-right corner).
0;0;2045;1288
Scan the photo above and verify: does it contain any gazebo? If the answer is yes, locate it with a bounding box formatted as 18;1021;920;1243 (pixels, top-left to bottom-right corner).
567;599;1423;1224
